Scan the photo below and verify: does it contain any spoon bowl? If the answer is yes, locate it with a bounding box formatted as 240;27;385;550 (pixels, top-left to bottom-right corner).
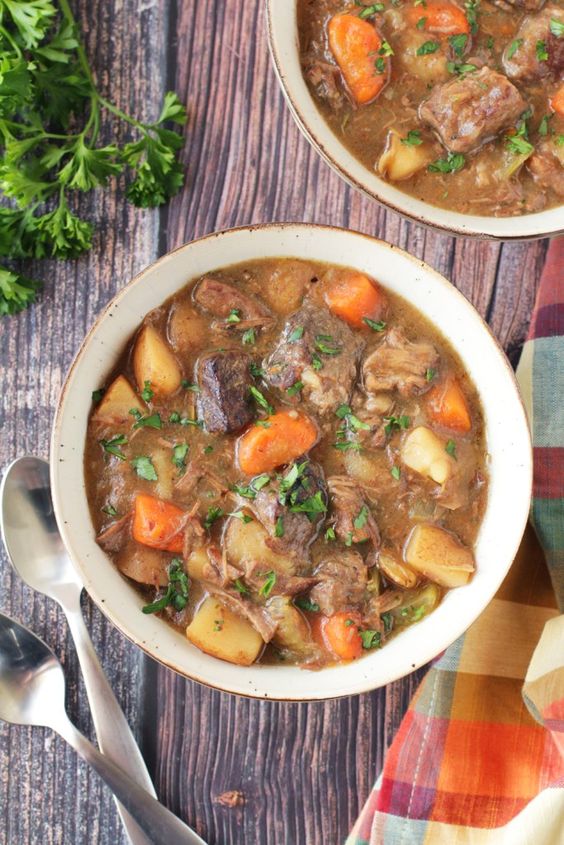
1;457;81;598
0;613;65;728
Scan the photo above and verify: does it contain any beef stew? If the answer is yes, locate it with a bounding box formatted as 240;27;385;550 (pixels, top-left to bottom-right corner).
298;0;564;217
85;259;488;669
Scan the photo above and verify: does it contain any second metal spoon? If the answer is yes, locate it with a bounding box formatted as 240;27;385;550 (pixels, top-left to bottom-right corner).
0;456;156;845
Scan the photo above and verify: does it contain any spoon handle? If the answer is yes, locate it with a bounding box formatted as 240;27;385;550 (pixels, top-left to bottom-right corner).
56;715;206;845
64;594;156;844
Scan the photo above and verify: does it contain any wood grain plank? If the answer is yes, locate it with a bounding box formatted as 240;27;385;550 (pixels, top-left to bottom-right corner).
0;1;168;843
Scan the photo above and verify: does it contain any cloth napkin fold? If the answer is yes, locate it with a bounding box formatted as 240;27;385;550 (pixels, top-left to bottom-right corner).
347;238;564;845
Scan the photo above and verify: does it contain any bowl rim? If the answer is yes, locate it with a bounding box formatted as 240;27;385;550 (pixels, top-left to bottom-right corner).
50;222;533;700
265;1;564;241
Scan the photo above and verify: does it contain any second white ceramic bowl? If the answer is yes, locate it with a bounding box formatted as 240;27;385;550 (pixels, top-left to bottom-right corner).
266;2;564;240
51;224;532;699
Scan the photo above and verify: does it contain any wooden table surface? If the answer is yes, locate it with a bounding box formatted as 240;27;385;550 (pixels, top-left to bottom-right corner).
0;2;549;844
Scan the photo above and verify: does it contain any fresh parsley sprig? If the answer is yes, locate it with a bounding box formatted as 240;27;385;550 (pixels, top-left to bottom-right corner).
0;0;187;316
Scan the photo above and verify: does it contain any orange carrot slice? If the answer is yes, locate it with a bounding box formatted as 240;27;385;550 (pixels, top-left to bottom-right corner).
237;410;318;475
324;270;387;329
406;2;470;35
550;83;564;118
321;611;363;660
427;377;472;433
328;14;390;105
132;494;186;553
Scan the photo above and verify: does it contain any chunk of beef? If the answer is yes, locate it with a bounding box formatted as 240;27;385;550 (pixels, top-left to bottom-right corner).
350;390;395;448
503;6;564;82
197;350;253;433
264;302;364;415
309;551;367;616
419;67;527;153
527;138;564;197
193;277;271;322
303;57;345;112
494;0;546;9
362;327;439;397
243;564;319;598
252;461;328;557
327;476;380;547
97;513;132;553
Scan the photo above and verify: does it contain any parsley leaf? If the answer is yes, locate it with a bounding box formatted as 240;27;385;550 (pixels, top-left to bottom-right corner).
131;455;158;481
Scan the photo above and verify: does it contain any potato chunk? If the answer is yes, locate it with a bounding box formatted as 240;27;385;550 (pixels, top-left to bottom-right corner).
116;545;169;587
186;547;209;581
378;129;434;182
224;517;295;575
401;426;454;485
93;375;144;424
167;301;209;356
379;550;418;589
133;325;182;397
268;596;315;659
186;597;264;666
404;523;475;588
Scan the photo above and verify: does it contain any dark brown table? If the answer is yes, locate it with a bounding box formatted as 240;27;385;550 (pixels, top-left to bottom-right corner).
0;2;548;843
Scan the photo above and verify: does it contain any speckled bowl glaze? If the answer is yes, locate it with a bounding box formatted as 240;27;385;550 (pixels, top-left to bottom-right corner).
51;224;532;699
266;2;564;240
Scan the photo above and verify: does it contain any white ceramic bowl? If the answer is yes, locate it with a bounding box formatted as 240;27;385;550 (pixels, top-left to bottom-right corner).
51;224;532;700
266;2;564;240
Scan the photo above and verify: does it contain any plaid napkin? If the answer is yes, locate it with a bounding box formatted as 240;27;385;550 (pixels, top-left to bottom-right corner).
347;238;564;845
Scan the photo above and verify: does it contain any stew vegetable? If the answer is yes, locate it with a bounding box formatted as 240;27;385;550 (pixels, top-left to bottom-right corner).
86;258;488;669
298;0;564;217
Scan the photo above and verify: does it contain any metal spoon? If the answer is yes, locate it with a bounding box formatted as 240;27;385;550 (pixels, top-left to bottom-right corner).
1;457;175;844
0;610;205;844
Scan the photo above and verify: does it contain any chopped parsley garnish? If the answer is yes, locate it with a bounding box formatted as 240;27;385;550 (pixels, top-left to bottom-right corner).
382;612;394;635
142;559;189;614
379;40;394;58
172;442;189;472
288;325;304;342
228;511;253;523
315;334;341;356
506;131;534;157
204;445;214;454
92;388;105;404
99;434;128;460
131;455;158;481
311;353;323;370
255;420;271;428
416;40;440;56
416;16;427;30
391;465;401;480
169;411;181;423
506;38;523;60
259;571;277;598
288;491;327;520
358;2;384;19
325;526;336;541
384;415;410;436
428;152;466;173
353;505;369;530
550;18;564;37
333;440;362;452
226;308;241;323
140;380;154;403
336;404;371;431
181;380;200;392
445;439;457;459
447;61;477;75
464;0;480;35
204;506;224;530
538;115;550;136
363;317;387;331
250;362;265;378
295;597;320;612
286;380;304;397
448;33;468;57
232;474;271;499
401;131;422;147
275;515;285;538
234;578;250;595
360;629;382;649
130;410;163;430
180;416;203;428
249;385;274;416
242;328;256;345
425;368;436;381
102;504;118;517
536;40;548;62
